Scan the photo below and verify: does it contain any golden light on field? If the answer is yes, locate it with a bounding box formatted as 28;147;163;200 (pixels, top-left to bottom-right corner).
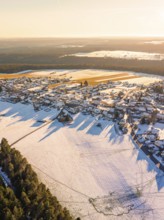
1;69;161;86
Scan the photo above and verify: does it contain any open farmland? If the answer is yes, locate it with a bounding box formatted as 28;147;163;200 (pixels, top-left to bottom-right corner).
30;69;163;86
1;69;162;86
73;75;140;85
0;69;162;90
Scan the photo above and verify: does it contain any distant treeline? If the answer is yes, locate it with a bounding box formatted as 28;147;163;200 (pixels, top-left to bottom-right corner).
0;37;164;76
0;138;75;220
0;58;164;76
0;38;164;76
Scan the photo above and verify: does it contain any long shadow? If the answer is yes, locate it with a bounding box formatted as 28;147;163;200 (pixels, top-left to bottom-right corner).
68;114;89;129
39;114;95;142
106;123;125;145
1;102;113;142
0;103;37;123
86;119;110;136
130;136;164;190
77;116;95;131
0;101;58;128
1;101;163;192
39;113;118;142
156;172;164;191
39;113;113;142
136;150;157;173
39;121;63;142
31;111;59;128
91;162;153;217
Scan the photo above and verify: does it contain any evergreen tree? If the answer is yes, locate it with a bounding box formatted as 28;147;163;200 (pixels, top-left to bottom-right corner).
0;138;73;220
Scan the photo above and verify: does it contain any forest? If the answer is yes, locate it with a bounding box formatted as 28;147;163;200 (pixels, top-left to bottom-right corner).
0;38;164;76
0;138;76;220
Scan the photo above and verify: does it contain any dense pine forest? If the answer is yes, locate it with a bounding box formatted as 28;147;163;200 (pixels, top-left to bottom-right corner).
0;138;75;220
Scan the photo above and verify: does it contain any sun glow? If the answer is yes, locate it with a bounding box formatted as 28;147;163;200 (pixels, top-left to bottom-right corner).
0;0;164;38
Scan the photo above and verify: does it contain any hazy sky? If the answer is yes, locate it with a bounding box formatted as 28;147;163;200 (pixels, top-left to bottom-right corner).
0;0;164;38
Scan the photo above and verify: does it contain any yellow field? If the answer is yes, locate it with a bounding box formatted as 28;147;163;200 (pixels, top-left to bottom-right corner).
98;75;141;83
0;71;142;88
0;73;30;79
0;73;47;79
72;74;141;86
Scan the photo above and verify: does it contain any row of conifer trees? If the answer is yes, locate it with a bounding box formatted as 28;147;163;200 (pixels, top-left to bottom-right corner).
0;138;76;220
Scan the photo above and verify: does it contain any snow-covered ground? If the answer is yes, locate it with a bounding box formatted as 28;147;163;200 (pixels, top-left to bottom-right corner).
56;45;84;48
137;124;164;140
144;41;164;45
1;68;162;85
70;50;164;61
29;69;79;77
0;101;164;220
0;167;11;187
28;69;163;85
30;69;164;84
16;70;33;74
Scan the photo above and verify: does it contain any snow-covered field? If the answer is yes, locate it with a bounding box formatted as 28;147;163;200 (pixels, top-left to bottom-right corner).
70;51;164;61
0;101;164;220
28;69;163;85
0;69;163;85
29;69;73;77
144;41;164;45
56;45;84;48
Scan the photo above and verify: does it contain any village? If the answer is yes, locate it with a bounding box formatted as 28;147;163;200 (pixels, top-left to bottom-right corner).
0;75;164;171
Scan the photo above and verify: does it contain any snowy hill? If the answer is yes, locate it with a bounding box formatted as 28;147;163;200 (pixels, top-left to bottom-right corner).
0;101;163;220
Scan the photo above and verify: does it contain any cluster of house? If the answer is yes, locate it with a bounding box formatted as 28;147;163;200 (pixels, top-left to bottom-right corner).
131;126;164;170
0;75;163;169
0;77;163;124
0;76;69;110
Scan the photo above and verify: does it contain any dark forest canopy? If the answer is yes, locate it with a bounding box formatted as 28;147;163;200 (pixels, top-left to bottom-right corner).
0;60;164;76
0;138;76;220
0;37;164;76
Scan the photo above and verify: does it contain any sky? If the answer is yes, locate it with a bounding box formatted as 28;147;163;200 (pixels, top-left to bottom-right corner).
0;0;164;38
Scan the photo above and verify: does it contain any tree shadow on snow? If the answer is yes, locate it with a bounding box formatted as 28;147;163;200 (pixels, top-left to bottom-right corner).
39;120;63;142
129;136;164;191
0;102;58;128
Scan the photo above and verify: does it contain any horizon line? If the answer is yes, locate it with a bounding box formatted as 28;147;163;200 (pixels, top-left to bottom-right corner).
0;35;164;40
